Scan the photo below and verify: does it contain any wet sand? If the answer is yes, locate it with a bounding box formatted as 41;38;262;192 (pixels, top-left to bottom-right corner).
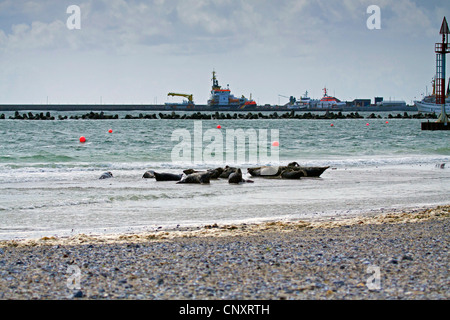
0;205;448;300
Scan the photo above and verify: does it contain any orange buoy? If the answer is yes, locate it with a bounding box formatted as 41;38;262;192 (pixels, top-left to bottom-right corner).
272;141;279;147
79;136;86;143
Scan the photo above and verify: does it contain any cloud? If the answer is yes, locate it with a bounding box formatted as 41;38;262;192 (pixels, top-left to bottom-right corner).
0;0;448;104
0;0;376;55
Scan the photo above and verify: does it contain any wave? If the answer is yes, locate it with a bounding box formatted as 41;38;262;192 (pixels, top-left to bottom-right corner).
0;154;448;174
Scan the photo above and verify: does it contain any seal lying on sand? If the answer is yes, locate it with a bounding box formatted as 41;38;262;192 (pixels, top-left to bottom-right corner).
246;166;282;177
247;163;329;178
183;167;223;179
220;166;238;179
280;169;303;179
228;168;243;184
177;171;211;184
99;172;113;179
142;170;155;179
207;167;224;179
154;172;183;182
228;168;254;184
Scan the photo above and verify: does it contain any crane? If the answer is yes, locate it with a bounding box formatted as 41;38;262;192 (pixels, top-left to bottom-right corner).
278;94;296;105
167;93;194;104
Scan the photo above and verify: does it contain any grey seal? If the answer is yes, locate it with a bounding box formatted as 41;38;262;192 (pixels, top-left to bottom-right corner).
183;167;224;180
247;163;329;178
280;169;303;179
228;168;243;184
177;172;211;184
220;166;238;179
99;172;113;179
228;168;254;184
154;172;183;182
142;170;155;178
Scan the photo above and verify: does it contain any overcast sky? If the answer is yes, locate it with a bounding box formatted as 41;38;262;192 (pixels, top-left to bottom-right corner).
0;0;449;105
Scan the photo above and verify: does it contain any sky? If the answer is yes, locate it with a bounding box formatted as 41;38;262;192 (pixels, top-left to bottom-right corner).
0;0;449;106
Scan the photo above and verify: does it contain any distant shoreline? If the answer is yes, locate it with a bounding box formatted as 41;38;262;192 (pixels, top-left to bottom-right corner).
0;104;418;112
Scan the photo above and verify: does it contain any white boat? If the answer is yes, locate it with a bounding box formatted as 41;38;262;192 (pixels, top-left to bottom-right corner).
414;78;450;113
414;99;450;113
310;88;346;109
288;91;311;109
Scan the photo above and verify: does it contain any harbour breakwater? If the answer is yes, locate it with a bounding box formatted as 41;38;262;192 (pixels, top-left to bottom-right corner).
0;104;416;112
0;110;440;121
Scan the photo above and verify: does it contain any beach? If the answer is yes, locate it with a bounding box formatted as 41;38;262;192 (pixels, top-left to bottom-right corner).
0;112;449;301
1;204;448;300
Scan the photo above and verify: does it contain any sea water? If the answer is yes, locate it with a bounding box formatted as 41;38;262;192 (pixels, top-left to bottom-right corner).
0;111;449;240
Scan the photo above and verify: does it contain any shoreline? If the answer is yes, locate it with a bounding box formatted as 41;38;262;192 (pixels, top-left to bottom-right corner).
1;205;448;247
0;205;448;300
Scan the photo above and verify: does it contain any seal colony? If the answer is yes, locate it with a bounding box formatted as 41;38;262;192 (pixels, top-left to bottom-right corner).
137;162;329;185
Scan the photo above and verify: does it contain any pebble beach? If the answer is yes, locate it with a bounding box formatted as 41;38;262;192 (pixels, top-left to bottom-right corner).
0;205;448;300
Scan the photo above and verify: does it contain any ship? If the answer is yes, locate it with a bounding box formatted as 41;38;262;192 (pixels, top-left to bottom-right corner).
288;91;311;110
313;88;346;109
414;78;450;113
207;71;257;109
290;88;345;110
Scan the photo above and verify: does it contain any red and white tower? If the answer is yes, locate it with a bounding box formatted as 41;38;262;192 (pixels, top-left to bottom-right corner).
435;17;450;123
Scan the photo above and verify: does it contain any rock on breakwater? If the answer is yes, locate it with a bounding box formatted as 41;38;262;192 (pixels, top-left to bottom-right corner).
1;111;440;121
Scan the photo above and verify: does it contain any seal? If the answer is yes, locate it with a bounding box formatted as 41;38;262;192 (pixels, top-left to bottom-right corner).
182;168;222;179
142;170;155;178
177;171;211;184
247;166;281;177
288;161;300;167
99;172;113;179
228;168;243;184
220;166;238;179
153;172;183;182
183;169;197;175
228;168;254;184
207;167;224;179
292;166;330;177
280;169;303;179
248;163;329;178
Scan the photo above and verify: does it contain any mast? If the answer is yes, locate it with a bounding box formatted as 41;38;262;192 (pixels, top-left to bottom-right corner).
435;17;450;123
211;70;221;91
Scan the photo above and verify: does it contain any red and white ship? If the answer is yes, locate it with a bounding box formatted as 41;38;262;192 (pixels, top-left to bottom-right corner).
311;87;346;109
207;71;257;109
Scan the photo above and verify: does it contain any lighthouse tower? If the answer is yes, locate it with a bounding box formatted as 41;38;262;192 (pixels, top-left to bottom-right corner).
435;17;450;123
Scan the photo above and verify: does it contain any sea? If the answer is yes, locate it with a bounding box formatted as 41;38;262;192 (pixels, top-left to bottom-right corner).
0;110;449;240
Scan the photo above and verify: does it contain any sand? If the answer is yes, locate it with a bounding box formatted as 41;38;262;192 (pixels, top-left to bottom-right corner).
0;205;448;300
